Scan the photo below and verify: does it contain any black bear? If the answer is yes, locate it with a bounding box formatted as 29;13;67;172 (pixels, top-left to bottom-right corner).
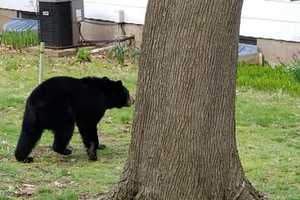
15;76;134;163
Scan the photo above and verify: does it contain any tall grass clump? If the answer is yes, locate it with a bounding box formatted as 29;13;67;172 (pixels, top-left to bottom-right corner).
0;30;39;49
107;43;141;66
237;64;300;96
284;59;300;82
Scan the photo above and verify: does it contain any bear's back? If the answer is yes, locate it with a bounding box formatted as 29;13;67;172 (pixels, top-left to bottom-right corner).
28;76;81;108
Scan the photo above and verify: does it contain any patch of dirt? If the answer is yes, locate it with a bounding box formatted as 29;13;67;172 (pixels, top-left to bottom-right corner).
80;192;107;200
0;45;18;54
31;146;52;158
30;145;86;164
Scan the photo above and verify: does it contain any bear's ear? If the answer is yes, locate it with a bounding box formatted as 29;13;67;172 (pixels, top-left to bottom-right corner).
102;77;110;83
117;80;123;86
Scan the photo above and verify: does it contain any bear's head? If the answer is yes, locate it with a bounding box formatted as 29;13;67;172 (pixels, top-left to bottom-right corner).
81;76;134;109
102;77;135;109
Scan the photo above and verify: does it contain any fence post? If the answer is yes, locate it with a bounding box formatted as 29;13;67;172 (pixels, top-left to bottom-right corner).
38;42;45;84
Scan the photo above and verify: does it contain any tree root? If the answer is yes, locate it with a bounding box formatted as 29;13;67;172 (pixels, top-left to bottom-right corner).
98;178;267;200
97;180;137;200
97;161;138;200
236;179;268;200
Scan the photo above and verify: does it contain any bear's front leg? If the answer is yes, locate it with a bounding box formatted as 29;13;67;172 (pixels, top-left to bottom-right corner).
15;124;44;163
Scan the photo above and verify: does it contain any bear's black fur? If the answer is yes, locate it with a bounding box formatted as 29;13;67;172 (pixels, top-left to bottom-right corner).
15;76;134;163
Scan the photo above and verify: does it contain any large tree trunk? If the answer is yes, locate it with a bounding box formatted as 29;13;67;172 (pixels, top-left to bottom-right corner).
100;0;262;199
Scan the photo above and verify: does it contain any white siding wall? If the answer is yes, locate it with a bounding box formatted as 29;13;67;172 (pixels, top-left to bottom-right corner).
85;0;300;42
0;0;37;12
1;0;300;42
84;0;147;24
241;0;300;42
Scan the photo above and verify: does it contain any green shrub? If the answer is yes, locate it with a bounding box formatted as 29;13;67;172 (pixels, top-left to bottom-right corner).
76;48;91;63
0;30;39;49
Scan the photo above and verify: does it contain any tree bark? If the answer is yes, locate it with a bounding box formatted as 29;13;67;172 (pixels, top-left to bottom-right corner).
99;0;262;199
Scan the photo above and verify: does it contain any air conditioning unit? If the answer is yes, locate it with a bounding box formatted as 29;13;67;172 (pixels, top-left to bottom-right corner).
38;0;84;48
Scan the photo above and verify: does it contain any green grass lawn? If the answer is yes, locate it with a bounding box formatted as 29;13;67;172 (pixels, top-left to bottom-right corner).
0;52;299;200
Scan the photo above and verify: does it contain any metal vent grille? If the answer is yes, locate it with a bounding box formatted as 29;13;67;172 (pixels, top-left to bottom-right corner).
39;1;73;48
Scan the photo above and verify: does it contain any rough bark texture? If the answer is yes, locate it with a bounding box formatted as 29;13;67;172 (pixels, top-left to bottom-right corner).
100;0;262;199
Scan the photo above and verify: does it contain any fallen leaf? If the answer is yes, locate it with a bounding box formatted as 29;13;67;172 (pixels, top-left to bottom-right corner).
54;178;74;188
15;183;37;197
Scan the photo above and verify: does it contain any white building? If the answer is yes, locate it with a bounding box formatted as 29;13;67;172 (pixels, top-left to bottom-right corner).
1;0;300;64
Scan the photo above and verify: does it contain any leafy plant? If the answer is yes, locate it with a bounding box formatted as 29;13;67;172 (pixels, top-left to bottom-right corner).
128;47;141;65
107;44;126;66
107;43;141;66
293;67;300;82
0;30;39;49
283;59;300;82
76;48;91;63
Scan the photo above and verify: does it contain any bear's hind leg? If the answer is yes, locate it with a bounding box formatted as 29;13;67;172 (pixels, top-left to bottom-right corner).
52;124;74;155
77;121;99;161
